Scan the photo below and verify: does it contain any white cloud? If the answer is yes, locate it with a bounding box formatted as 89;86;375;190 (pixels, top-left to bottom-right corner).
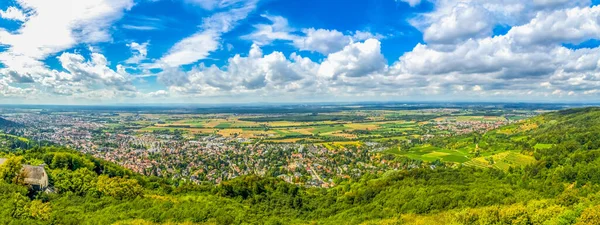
0;50;136;100
147;90;170;98
508;5;600;46
121;25;160;31
159;39;426;99
126;42;150;64
0;6;27;21
410;0;592;45
352;31;387;41
0;0;134;102
57;52;135;91
159;0;257;67
160;43;320;96
398;0;422;7
293;28;351;54
0;0;133;60
242;14;296;45
160;30;221;67
422;3;493;44
318;39;386;80
395;1;600;97
0;78;35;97
155;38;416;100
185;0;247;11
244;15;386;55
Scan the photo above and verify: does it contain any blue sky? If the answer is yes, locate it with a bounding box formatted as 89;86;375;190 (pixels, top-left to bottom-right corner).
1;0;600;104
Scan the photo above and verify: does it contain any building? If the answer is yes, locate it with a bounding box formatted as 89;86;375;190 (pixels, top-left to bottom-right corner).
0;158;49;191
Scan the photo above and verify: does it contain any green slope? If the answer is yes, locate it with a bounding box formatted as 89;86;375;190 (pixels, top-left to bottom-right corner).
0;117;22;128
2;108;600;224
386;108;600;170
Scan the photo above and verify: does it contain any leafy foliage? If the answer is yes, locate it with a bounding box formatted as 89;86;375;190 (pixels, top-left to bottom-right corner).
0;155;24;183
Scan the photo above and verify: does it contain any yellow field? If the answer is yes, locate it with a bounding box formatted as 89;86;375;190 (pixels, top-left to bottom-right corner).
292;128;317;135
344;123;380;130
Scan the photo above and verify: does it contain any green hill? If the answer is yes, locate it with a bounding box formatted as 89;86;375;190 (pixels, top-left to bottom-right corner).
0;117;21;128
2;108;600;224
387;107;600;171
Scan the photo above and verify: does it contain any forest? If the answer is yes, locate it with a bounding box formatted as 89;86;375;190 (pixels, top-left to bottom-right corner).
2;108;600;224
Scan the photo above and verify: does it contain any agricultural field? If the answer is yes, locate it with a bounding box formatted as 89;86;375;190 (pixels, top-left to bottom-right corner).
129;108;536;145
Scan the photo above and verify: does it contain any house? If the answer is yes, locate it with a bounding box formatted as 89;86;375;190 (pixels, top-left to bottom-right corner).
0;158;49;191
22;165;49;191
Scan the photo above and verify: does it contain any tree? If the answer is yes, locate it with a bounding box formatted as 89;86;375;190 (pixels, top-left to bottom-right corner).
577;205;600;225
27;200;51;221
0;156;24;184
51;168;97;195
96;175;143;199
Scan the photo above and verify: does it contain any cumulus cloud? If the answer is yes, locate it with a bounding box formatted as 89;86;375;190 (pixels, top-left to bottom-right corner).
244;15;384;55
0;0;136;102
160;43;321;96
394;1;600;98
0;50;135;101
156;38;428;100
58;52;134;91
293;28;351;54
508;6;600;46
318;39;386;79
411;0;592;45
6;70;35;83
422;3;493;44
0;78;35;97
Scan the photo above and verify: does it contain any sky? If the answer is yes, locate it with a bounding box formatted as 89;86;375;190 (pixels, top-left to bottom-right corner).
1;0;600;104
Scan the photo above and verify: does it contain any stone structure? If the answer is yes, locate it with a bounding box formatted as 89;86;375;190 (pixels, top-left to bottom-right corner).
0;158;49;191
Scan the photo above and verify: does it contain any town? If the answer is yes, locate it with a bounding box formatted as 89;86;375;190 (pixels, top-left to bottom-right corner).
0;105;540;187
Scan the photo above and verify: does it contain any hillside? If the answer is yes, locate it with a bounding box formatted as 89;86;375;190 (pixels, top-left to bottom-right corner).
2;108;600;224
388;107;600;171
0;117;21;128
